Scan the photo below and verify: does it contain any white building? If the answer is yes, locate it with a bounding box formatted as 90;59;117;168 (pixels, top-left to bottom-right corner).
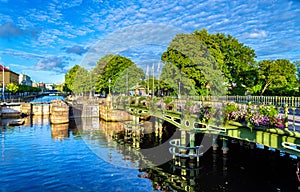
19;73;32;86
45;83;54;90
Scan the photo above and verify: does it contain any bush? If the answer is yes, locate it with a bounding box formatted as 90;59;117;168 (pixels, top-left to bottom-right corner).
225;102;237;114
258;105;278;117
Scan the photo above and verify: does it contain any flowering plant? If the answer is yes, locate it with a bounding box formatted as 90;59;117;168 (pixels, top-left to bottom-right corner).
227;110;247;122
249;113;270;127
269;116;287;129
199;105;215;123
248;107;286;129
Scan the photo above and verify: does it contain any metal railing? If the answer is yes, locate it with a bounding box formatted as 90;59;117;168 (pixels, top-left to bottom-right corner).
209;95;300;107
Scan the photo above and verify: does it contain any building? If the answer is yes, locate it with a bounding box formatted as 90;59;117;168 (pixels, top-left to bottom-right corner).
129;85;147;96
45;83;54;90
38;82;46;90
32;80;38;88
0;65;19;88
19;73;33;86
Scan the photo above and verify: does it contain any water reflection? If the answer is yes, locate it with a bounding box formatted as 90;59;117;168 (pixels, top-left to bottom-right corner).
31;114;50;126
51;123;69;140
97;118;300;192
1;113;299;191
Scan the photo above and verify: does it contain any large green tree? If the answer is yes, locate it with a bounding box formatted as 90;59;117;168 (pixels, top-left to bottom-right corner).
65;64;81;93
294;60;300;92
72;66;89;94
113;65;145;94
257;59;297;95
161;33;226;96
194;29;257;95
95;55;136;94
160;63;196;96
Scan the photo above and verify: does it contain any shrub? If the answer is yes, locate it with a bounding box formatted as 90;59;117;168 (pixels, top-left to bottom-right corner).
258;105;278;117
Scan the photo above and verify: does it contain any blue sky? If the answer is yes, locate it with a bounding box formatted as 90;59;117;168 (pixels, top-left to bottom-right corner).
0;0;299;84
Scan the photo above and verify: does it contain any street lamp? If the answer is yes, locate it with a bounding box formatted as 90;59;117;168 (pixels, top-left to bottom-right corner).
108;78;111;95
178;81;181;99
1;64;5;101
205;82;210;100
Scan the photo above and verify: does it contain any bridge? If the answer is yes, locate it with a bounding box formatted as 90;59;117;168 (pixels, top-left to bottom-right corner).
109;95;300;157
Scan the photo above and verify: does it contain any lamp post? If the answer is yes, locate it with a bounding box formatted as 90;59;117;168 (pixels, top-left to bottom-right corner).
1;64;4;101
178;81;181;99
205;82;210;100
108;78;111;95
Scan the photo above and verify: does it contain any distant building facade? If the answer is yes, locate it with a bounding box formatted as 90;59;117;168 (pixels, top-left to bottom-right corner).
32;80;38;88
38;82;46;90
0;65;19;88
45;83;54;90
19;73;33;86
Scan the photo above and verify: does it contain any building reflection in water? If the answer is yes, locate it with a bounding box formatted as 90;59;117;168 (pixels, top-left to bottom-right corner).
30;114;50;126
51;123;69;140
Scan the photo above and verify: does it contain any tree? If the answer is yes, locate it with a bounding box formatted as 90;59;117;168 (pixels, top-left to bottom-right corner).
93;54;114;75
95;55;135;94
194;29;257;95
160;63;196;96
258;59;297;95
113;65;145;94
161;33;226;96
72;66;89;94
294;60;300;92
65;64;81;93
6;83;19;93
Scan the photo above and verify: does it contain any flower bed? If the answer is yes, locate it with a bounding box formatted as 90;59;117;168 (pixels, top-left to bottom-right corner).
225;102;287;131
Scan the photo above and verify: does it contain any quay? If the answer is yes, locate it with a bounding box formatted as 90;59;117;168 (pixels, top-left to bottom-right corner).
0;98;69;125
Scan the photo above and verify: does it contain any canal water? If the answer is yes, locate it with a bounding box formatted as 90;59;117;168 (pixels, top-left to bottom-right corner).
0;96;299;192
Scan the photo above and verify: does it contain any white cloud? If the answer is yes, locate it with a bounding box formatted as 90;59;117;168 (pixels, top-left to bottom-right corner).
0;49;43;59
247;30;267;38
35;56;69;73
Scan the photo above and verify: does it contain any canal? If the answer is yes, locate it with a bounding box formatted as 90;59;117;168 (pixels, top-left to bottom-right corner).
0;97;299;191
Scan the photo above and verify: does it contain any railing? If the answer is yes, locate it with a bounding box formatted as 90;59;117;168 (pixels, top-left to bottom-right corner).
169;139;203;159
210;95;300;107
112;95;300;132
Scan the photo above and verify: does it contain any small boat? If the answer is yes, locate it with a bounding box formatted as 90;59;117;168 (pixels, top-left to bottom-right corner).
7;119;25;126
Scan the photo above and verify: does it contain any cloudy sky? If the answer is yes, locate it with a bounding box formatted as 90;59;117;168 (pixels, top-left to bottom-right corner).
0;0;299;83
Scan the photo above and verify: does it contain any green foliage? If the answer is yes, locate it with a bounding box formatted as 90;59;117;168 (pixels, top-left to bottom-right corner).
225;102;237;114
6;83;19;93
95;55;138;94
65;64;81;93
72;67;89;94
161;33;225;96
163;97;173;105
194;29;257;95
258;59;297;95
17;84;41;93
160;62;196;96
114;65;145;94
258;105;278;117
138;96;147;102
93;54;114;75
199;105;215;123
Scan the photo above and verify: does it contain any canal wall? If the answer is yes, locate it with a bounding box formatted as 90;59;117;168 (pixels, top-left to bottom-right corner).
1;101;70;124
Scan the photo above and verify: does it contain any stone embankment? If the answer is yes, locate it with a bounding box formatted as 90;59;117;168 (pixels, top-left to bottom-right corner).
0;100;70;124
